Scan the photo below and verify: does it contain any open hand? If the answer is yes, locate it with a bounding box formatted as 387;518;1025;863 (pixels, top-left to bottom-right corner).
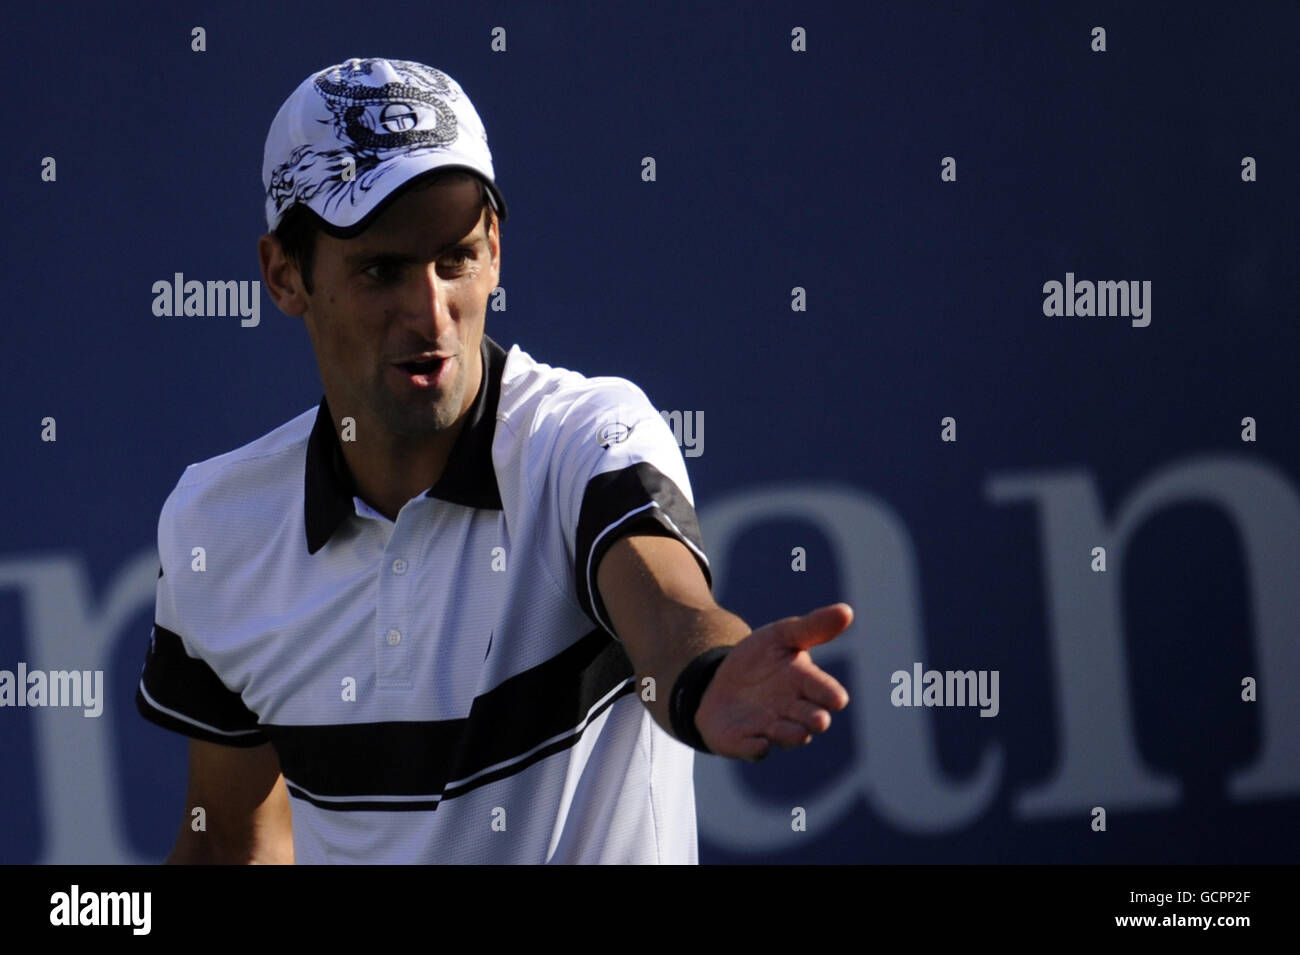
694;603;853;761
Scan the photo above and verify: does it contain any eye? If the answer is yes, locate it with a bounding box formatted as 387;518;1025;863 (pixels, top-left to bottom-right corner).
362;249;475;284
362;259;402;283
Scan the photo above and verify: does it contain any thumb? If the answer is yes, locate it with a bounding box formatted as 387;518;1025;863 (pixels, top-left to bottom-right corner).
778;602;854;651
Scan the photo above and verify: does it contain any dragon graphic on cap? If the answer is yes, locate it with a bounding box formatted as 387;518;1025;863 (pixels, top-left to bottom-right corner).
267;58;463;225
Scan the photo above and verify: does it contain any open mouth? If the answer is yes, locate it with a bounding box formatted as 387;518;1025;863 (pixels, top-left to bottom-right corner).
398;357;444;376
393;354;451;388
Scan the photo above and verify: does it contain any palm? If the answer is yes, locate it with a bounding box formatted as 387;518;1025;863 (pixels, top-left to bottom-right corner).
695;603;853;761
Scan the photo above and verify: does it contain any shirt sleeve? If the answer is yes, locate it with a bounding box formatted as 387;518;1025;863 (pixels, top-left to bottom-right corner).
135;493;268;747
541;378;712;640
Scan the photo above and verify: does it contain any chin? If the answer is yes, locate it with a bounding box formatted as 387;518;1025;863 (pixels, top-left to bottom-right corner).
411;401;459;435
371;396;450;438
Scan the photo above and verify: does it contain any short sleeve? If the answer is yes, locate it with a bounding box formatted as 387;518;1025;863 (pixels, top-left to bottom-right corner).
544;379;712;640
135;494;268;747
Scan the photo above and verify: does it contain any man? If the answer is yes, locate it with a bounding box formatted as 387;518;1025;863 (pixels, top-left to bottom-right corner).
137;57;852;864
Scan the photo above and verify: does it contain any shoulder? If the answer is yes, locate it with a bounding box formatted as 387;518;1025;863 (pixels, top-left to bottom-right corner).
490;343;695;519
160;406;318;531
496;343;661;447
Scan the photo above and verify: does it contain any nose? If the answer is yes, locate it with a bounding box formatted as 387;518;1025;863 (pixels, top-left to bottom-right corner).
408;261;456;341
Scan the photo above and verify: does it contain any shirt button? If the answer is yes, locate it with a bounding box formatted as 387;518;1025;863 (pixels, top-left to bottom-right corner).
386;628;402;646
392;558;407;575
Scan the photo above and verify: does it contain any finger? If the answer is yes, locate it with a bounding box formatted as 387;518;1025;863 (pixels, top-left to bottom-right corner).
767;718;814;748
777;602;854;652
800;668;850;711
786;699;833;734
735;736;771;762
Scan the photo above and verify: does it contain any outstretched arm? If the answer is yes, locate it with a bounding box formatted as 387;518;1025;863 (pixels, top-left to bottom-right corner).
596;533;852;761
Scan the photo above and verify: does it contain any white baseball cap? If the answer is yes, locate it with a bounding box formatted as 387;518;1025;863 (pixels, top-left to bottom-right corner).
262;57;508;235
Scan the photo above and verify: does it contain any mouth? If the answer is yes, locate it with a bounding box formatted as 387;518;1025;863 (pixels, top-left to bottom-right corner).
392;353;452;389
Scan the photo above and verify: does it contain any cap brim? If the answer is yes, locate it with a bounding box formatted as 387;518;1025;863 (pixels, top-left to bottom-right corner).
311;162;507;239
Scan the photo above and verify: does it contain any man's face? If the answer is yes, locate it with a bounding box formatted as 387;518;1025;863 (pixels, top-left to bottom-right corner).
299;176;500;441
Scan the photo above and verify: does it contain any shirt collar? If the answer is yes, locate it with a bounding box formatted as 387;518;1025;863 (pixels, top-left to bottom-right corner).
304;333;507;554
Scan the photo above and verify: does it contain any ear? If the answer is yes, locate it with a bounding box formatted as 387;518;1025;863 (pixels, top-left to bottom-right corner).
259;233;309;317
489;212;502;282
482;205;498;260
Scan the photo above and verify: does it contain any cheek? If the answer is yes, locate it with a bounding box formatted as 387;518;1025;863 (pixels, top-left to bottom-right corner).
317;299;384;363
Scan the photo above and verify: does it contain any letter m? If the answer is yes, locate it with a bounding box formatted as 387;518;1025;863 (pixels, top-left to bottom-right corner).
946;670;977;708
101;892;130;925
206;280;239;317
0;551;159;862
1097;280;1129;317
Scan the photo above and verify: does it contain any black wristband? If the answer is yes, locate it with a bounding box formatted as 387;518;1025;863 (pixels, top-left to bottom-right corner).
669;646;733;753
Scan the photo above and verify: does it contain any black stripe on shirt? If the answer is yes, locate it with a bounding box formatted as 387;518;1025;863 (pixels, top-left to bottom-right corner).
267;627;635;811
136;623;268;747
573;462;712;638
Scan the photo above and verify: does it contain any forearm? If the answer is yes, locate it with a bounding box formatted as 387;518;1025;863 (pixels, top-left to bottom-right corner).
596;533;751;741
165;826;213;865
628;601;751;738
167;831;294;864
164;767;296;865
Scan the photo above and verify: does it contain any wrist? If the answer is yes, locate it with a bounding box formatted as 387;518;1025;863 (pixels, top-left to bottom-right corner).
668;646;732;753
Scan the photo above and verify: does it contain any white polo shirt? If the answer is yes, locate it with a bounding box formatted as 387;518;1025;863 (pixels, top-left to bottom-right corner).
136;334;712;864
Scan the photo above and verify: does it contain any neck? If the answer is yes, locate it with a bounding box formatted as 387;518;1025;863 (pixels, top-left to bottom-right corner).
341;421;467;521
333;349;484;521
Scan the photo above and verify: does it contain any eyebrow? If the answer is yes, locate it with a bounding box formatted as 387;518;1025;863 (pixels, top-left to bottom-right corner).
343;236;483;267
